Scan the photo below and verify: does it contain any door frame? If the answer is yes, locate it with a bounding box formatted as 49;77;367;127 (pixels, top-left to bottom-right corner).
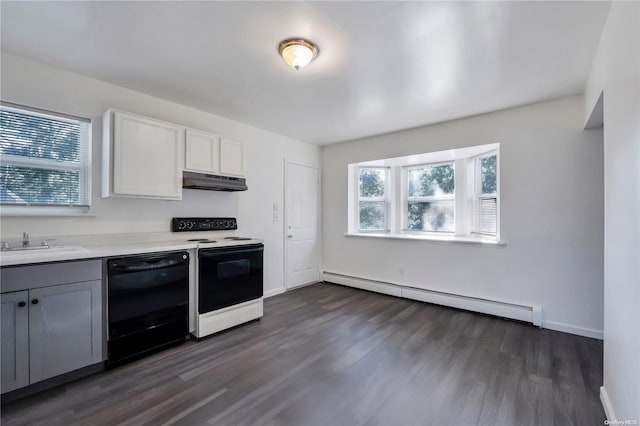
284;159;321;291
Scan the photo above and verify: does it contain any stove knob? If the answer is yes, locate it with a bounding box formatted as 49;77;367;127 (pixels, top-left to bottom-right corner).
177;222;186;230
186;222;194;230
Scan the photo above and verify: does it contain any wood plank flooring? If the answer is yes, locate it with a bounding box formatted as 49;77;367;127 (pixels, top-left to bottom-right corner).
1;283;605;426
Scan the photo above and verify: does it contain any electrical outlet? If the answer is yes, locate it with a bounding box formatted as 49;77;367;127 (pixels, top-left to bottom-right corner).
273;212;279;222
400;267;406;275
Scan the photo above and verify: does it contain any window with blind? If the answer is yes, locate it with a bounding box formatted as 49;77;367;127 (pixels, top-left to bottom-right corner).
473;153;498;235
0;103;91;212
348;143;500;242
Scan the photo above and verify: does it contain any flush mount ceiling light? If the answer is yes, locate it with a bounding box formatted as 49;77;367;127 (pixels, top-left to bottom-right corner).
278;38;319;70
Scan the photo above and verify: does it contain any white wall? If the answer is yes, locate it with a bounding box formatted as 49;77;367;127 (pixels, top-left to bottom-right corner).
322;96;604;338
584;2;640;421
0;52;321;297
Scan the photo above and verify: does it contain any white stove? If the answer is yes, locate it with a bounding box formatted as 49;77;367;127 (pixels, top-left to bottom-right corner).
172;217;264;338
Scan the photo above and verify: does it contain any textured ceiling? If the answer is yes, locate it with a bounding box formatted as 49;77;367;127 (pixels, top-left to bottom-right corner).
0;1;611;145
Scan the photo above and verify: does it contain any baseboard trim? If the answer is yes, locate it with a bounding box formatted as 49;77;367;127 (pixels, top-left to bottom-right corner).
600;386;616;422
543;320;603;340
322;271;541;326
264;288;286;299
321;272;602;339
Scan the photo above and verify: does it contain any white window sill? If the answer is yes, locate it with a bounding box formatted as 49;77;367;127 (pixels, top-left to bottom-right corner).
1;206;94;217
344;232;506;246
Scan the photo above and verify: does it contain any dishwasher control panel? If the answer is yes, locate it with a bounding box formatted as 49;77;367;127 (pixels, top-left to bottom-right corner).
171;217;238;232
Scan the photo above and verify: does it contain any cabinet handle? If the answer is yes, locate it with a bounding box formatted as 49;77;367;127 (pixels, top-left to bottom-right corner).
31;299;39;305
18;301;26;308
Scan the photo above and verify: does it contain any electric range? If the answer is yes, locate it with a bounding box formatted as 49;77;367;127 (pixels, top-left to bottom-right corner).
172;217;264;338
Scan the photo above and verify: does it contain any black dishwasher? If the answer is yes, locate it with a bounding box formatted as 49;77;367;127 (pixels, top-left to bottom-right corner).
106;251;189;368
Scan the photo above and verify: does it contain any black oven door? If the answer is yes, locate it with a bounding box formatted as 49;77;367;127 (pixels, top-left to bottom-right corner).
198;243;263;314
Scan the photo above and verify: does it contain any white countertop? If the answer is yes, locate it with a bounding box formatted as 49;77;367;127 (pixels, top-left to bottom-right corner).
0;232;261;267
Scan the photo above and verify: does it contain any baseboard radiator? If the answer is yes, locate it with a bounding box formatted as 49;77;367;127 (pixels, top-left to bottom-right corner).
321;271;542;327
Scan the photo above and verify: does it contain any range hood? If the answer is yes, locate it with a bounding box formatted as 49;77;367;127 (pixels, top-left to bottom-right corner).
183;171;248;192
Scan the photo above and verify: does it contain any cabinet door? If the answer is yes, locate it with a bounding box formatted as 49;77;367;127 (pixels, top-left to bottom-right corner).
220;138;246;177
185;129;220;174
1;291;29;393
112;111;184;199
29;280;102;383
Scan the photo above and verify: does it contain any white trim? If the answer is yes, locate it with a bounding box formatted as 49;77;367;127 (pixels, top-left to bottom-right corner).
542;320;604;340
322;273;401;297
264;287;286;298
600;386;616;422
322;271;540;326
344;232;505;246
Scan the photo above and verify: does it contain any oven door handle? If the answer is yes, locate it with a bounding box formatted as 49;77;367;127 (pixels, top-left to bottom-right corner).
199;247;263;258
109;254;189;271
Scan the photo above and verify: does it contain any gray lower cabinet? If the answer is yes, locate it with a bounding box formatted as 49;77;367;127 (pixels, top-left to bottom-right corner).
1;291;29;393
0;260;103;394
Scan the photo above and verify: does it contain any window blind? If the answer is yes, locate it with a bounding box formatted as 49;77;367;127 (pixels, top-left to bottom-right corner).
0;103;91;207
476;197;497;234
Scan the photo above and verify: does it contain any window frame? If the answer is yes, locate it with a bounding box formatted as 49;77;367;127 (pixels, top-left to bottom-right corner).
356;166;391;232
471;150;499;238
0;102;92;215
401;160;456;235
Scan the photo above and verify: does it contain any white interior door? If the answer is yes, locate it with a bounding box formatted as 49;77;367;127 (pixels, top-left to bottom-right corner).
286;161;320;289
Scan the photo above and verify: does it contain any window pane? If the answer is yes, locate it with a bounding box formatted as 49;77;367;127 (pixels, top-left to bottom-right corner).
359;201;386;230
408;164;454;197
0;105;90;208
0;165;80;205
0;109;81;162
481;155;497;194
407;200;454;232
359;168;386;197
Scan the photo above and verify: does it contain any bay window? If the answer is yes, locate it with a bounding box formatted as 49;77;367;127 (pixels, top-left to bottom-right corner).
348;143;500;242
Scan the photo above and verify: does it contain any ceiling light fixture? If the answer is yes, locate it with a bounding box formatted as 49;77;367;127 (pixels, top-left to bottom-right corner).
278;38;318;70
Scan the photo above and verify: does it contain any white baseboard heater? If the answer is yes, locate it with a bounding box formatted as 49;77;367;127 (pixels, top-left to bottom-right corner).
321;271;542;327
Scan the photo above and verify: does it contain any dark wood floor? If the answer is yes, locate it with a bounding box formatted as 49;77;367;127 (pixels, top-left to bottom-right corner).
1;283;604;426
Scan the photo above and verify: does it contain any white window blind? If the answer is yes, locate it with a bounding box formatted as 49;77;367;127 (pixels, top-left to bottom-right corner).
0;103;91;208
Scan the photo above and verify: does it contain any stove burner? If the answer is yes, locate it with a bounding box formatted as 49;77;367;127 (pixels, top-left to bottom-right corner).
224;237;252;241
188;238;217;243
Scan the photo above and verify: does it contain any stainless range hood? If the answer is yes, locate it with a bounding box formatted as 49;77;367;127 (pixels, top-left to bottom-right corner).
183;171;248;192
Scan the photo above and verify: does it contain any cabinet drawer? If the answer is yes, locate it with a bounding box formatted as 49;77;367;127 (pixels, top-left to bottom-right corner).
0;260;102;293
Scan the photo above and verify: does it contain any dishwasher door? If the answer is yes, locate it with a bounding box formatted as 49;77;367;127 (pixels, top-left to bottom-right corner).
107;251;189;367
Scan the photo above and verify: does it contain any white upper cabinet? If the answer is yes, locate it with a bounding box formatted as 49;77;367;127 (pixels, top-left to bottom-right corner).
103;109;184;200
184;129;220;174
220;138;246;177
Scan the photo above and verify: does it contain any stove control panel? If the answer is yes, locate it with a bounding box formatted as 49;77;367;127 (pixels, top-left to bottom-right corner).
171;217;238;232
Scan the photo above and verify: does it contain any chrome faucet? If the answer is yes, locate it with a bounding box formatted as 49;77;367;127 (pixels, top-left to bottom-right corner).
22;232;29;248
